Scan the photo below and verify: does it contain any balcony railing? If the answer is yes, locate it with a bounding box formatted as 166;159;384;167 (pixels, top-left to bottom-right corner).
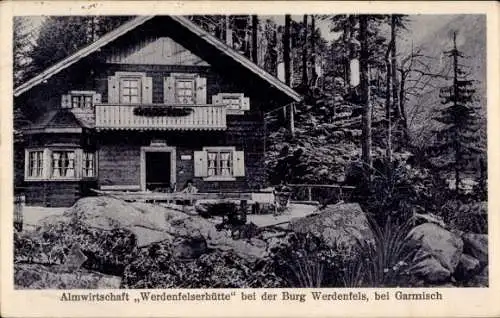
95;104;227;130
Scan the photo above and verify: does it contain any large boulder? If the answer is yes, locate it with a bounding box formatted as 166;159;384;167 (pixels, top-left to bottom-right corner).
289;203;374;252
462;233;488;267
454;254;481;281
39;197;266;263
14;263;121;289
405;223;463;283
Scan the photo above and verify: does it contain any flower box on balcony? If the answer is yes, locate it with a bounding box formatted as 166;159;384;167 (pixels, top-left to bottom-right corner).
133;106;194;117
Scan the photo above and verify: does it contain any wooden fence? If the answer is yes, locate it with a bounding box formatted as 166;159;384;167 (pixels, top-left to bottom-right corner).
286;184;356;205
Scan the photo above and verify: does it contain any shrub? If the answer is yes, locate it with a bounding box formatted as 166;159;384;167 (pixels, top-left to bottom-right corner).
439;201;487;234
266;232;348;287
343;217;417;287
14;221;137;276
122;242;284;288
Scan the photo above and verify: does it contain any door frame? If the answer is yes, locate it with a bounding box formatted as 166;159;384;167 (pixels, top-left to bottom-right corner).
140;146;176;191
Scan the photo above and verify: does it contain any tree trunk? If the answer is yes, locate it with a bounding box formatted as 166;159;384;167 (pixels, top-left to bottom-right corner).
391;15;401;119
399;71;410;145
251;15;258;63
302;15;308;87
284;15;294;137
310;15;317;87
343;17;350;87
359;16;372;181
452;32;460;192
385;42;392;163
284;15;291;86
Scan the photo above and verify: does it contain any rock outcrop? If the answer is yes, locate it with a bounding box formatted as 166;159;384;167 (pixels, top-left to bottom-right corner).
405;223;464;283
289;203;374;252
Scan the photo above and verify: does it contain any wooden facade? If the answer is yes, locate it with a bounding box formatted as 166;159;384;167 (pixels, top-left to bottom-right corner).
15;16;300;207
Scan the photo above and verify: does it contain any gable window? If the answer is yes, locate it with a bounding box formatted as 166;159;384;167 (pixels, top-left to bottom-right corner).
175;78;195;104
108;72;152;104
120;77;141;104
51;151;75;178
164;73;207;105
27;150;44;178
62;91;101;109
194;147;245;180
72;95;93;108
212;93;250;114
82;152;96;177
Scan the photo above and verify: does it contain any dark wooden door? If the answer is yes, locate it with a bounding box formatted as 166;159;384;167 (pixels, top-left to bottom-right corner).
145;152;171;191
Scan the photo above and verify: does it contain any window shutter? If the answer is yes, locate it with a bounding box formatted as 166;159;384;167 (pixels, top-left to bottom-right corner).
194;151;208;177
142;76;153;104
233;151;245;177
212;94;222;105
164;76;176;104
241;97;250;110
92;93;102;105
195;76;207;104
108;76;119;103
61;94;71;108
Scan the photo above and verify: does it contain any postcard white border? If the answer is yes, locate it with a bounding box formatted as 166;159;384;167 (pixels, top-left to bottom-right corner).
1;1;499;317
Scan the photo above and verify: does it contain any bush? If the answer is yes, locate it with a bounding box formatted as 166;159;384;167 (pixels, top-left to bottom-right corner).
439;201;487;234
344;217;418;287
122;242;284;288
14;221;137;276
348;154;434;226
266;232;348;287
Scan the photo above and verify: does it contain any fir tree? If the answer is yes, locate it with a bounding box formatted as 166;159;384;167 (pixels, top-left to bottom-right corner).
431;32;482;192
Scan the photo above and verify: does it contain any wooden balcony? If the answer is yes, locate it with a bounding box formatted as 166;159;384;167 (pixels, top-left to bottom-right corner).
95;104;227;130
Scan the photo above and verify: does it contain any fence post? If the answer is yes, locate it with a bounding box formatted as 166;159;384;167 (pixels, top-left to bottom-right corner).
308;187;312;201
14;194;25;232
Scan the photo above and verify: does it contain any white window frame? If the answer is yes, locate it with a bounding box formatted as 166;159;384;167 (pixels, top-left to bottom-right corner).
203;146;236;181
24;148;98;182
212;93;250;114
50;149;77;179
69;90;95;108
172;73;197;105
115;72;146;104
82;151;97;178
25;148;46;180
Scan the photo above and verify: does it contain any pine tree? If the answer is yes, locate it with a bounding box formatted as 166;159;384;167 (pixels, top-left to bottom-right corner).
431;32;482;192
30;16;131;74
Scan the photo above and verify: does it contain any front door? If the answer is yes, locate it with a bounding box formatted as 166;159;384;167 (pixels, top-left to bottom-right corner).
145;152;171;191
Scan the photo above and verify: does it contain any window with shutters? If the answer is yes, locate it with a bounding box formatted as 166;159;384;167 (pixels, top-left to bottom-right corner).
27;150;44;178
164;73;207;105
51;150;76;178
72;95;93;108
61;91;101;109
207;150;233;177
212;93;250;114
175;78;195;104
120;77;141;104
108;72;152;104
194;147;245;180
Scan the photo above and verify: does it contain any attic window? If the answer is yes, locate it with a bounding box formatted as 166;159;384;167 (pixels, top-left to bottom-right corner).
72;95;93;108
120;77;141;104
62;91;101;109
175;78;195;104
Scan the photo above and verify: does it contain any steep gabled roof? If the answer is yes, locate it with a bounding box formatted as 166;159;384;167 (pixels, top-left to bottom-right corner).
14;16;302;102
24;109;93;133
